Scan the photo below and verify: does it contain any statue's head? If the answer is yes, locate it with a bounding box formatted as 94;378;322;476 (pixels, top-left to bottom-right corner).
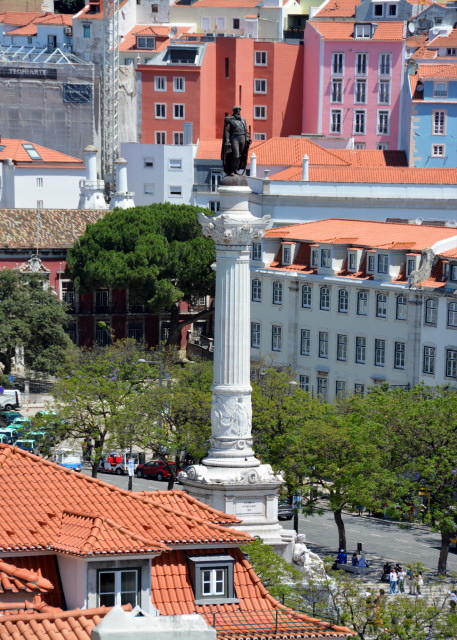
232;106;241;116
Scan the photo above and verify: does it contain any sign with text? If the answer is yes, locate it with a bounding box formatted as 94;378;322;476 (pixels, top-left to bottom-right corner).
0;67;57;80
235;499;264;517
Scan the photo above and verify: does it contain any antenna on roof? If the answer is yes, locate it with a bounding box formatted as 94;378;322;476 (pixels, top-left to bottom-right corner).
408;22;416;34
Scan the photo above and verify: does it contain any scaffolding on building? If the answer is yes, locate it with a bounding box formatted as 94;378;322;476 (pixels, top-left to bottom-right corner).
102;0;120;192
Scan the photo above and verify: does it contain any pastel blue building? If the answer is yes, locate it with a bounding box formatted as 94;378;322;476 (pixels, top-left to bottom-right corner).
403;62;457;168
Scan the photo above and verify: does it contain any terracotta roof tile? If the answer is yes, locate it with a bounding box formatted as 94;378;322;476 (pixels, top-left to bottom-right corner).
34;14;73;25
0;559;53;594
150;549;353;638
0;599;61;617
0;445;251;557
0;556;63;608
314;0;360;19
428;28;457;47
311;20;404;41
5;24;37;35
0;209;106;249
0;11;42;26
173;0;263;6
140;490;240;525
120;24;192;52
406;34;428;47
418;63;457;79
269;165;457;184
0;140;83;165
411;46;437;59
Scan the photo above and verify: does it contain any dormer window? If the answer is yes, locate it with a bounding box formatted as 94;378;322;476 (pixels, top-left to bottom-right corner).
407;257;416;276
98;569;139;608
311;249;319;268
378;253;389;274
321;248;331;267
283;245;291;265
187;555;238;605
354;23;372;39
137;36;155;49
451;264;457;281
348;252;356;271
373;4;383;16
443;262;450;279
367;253;375;273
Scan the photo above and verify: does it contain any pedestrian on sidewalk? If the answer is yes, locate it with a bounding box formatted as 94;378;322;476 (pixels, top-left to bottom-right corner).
417;572;424;595
398;567;406;593
389;568;398;594
410;571;418;595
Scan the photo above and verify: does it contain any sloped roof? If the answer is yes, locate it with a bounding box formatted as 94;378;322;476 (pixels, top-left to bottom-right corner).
34;14;73;25
310;20;404;41
0;209;106;249
150;549;352;638
0;556;63;608
0;559;53;594
0;445;251;558
173;0;263;6
313;0;361;19
120;25;192;52
140;490;240;525
269;165;457;184
0;140;83;166
5;24;37;35
417;63;457;78
0;11;42;26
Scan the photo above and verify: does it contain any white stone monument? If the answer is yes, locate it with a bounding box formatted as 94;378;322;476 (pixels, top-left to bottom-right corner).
180;178;294;559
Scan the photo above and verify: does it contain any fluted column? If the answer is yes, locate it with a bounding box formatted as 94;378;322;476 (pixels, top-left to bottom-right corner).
198;186;270;467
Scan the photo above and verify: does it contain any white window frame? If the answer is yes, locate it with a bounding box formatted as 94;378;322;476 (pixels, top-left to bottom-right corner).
376;293;387;318
446;349;457;378
425;298;437;324
354;23;371;39
423;346;435;375
300;329;311;356
377;110;390;135
311;249;319;268
36;177;43;187
357;290;368;315
354;383;365;396
272;325;282;352
431;144;445;157
173;132;184;145
169;185;182;197
144;183;154;194
253;133;266;140
273;281;282;305
318;331;329;359
320;286;330;311
355;336;366;364
252;242;262;261
202;568;226;597
378;53;392;77
336;380;346;400
331;52;344;75
355;52;368;76
137;36;155;49
302;285;312;308
378;253;388;274
283;245;291;265
155;103;166;119
338;289;349;313
299;375;310;393
255;51;267;66
376;142;389;150
321;248;331;267
215;16;226;31
201;16;210;31
317;377;328;399
254;105;267;120
155;131;166;144
396;295;407;320
432;110;446;135
367;254;375;272
252;279;261;302
254;79;267;94
251;322;260;348
337;334;347;361
331;79;343;103
374;338;386;366
173;76;185;92
394;342;405;370
98;569;139;608
353;109;366;134
378;80;390;104
169;158;182;170
330;109;342;134
173;104;184;119
448;302;457;327
355;79;367;104
433;82;448;98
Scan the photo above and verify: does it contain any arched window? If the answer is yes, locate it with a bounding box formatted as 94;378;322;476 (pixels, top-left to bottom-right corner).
252;279;261;302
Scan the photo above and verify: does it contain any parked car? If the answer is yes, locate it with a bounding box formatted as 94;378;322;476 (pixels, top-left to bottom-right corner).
278;499;294;520
136;460;180;481
0;410;22;427
11;416;32;429
14;439;38;453
0;427;21;444
98;452;139;476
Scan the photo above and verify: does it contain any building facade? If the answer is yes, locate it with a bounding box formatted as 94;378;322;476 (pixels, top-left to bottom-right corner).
250;218;457;402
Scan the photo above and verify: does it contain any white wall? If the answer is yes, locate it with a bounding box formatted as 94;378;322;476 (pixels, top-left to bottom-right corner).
58;554;88;610
12;168;85;209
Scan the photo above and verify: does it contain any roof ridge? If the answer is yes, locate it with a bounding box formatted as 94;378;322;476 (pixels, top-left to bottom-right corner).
0;603;132;624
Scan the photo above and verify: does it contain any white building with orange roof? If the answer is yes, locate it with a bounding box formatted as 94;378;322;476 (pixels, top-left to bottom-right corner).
0;138;86;209
250;218;457;401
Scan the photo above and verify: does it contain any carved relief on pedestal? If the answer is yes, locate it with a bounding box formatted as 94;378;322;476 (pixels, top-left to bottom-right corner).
211;394;252;438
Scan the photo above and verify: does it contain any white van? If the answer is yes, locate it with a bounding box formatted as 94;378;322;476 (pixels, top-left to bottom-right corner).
53;450;82;471
0;389;21;410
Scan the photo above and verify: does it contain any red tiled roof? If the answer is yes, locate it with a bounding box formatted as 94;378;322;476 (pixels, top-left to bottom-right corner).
150;549;352;638
0;559;53;593
411;46;437;59
120;25;192;52
0;605;130;640
0;11;42;26
311;20;404;41
418;63;457;79
5;24;37;35
0;445;251;557
0;556;63;608
406;34;428;48
34;14;73;25
264;219;457;251
428;28;457;47
269;165;457;184
313;0;360;19
74;0;129;20
0;140;83;165
0;599;61;617
174;0;263;6
0;209;106;249
141;490;240;525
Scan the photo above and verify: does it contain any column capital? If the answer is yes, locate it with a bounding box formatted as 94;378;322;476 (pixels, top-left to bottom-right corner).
198;211;270;249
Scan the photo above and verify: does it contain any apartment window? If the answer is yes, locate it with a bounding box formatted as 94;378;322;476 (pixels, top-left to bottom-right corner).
337;334;347;361
433;111;446;135
173;104;184;119
378;253;388;274
376;293;387;318
300;329;311;356
355;79;367;104
425;298;437;324
379;53;392;76
444;263;450;279
338;289;349;313
374;3;383;15
320;287;330;311
432;144;445;157
173;132;184;145
272;325;282;351
355;23;371;39
253;133;266;140
448;302;457;327
98;569;139;608
354;383;365;396
173;77;185;92
232;18;240;30
452;265;457;281
216;16;226;30
83;24;91;38
331;52;344;75
331;80;343;103
376;143;389;150
252;242;262;260
330;110;342;134
144;157;154;168
36;177;43;187
273;281;282;305
336;380;346;400
349;253;356;270
155;132;166;144
62;280;76;311
137;36;155;49
302;284;312;308
155;103;166;118
169;185;182;196
388;3;397;15
317;377;328;399
354;142;366;149
252;279;261;302
299;374;310;393
407;258;416;276
169;158;182;170
255;51;267;65
367;254;375;272
357;291;368;315
254;79;267;94
254;106;266;119
377;110;390;135
375;339;386;366
396;295;407;320
201;17;210;31
355;53;368;75
283;246;291;265
446;349;457;378
251;322;260;348
319;331;329;358
311;249;319;268
353;110;366;134
209;201;220;212
321;249;331;267
378;80;390;104
394;342;405;370
356;337;366;364
423;346;435;374
433;82;448;97
144;183;154;194
447;48;457;56
128;321;144;343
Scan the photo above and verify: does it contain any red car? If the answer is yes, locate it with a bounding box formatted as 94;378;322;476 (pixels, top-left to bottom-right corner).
136;460;180;481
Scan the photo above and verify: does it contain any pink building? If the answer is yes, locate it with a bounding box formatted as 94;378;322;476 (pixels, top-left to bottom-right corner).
303;21;405;150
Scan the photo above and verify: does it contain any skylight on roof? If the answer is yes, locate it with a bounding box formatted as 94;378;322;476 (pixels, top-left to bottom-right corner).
23;143;41;160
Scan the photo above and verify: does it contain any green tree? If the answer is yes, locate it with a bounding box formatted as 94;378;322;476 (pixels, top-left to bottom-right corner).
50;340;154;477
0;270;71;376
66;204;215;344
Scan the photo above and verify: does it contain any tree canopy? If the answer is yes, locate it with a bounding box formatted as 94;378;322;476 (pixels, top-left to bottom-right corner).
0;270;71;376
66;204;216;343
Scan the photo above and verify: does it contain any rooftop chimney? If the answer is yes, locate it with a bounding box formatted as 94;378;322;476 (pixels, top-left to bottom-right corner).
302;154;309;181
